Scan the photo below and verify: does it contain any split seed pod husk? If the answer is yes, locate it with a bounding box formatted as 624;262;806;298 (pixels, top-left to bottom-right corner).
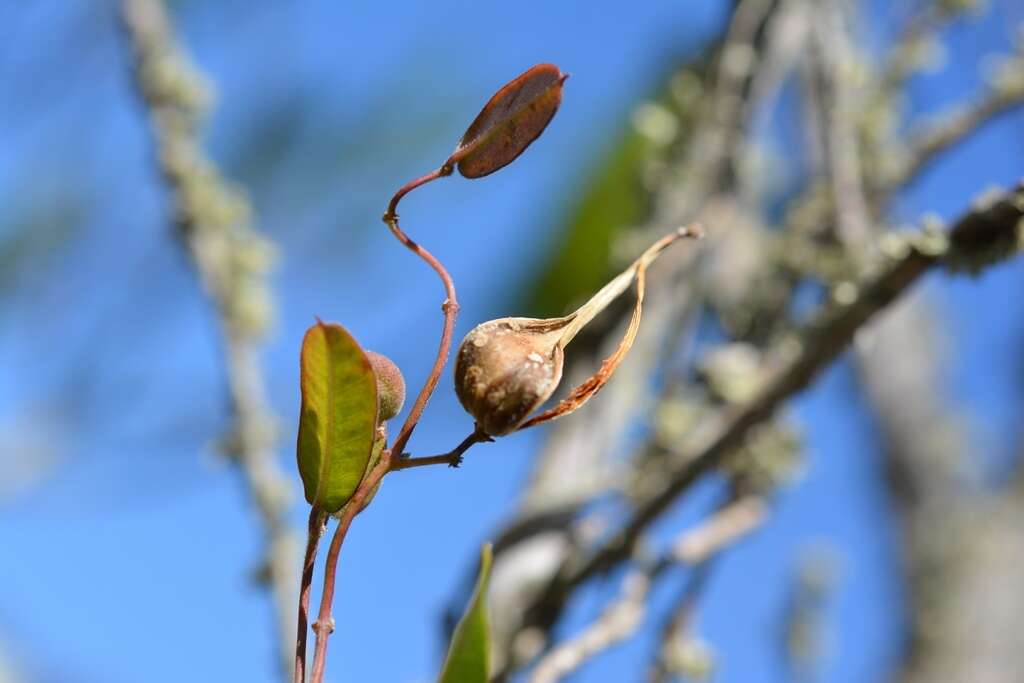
455;225;703;436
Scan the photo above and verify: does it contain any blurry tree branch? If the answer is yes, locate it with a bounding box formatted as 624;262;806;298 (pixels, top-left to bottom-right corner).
647;562;716;683
879;0;979;92
800;3;1024;680
120;0;297;679
885;49;1024;193
857;297;1024;683
509;179;1024;675
528;496;766;683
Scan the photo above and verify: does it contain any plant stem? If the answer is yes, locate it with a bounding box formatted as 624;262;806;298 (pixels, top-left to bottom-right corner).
308;452;392;683
383;168;459;460
384;165;452;220
390;427;492;471
309;512;354;683
305;167;460;682
294;506;327;683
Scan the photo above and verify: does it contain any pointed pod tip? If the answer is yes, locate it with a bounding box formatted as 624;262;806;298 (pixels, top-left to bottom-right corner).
678;223;705;239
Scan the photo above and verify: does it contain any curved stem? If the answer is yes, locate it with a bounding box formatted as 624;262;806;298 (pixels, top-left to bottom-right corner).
294;506;327;683
382;167;459;460
384;165;452;221
308;452;393;683
307;166;459;682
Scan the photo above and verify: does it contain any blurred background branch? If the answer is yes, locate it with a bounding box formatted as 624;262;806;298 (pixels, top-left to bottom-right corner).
120;0;296;678
528;495;766;683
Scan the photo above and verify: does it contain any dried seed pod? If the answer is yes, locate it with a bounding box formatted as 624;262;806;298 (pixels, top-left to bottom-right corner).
366;351;406;421
454;317;572;436
454;225;704;436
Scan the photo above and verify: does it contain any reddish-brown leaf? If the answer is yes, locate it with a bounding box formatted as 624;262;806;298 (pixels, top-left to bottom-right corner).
448;63;568;179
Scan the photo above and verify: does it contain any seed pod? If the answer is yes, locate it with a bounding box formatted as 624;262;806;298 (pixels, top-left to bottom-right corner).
366;351;406;421
454;317;572;436
454;225;704;436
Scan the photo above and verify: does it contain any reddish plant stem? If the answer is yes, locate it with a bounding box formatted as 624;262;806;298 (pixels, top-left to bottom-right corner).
390;427;492;471
306;168;460;682
308;515;354;683
294;506;327;683
384;165;452;220
306;427;490;681
383;168;459;460
308;452;392;683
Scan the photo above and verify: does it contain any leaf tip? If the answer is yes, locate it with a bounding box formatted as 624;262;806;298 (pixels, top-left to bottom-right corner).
480;542;493;574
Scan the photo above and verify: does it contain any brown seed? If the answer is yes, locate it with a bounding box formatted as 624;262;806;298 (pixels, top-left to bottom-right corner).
453;317;571;435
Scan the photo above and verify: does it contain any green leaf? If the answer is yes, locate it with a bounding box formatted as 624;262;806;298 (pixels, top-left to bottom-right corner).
438;544;493;683
296;321;379;512
527;127;649;318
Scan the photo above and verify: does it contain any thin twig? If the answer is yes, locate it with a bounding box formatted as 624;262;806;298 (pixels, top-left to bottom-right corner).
304;167;460;682
878;1;957;93
385;165;453;220
303;425;489;680
120;1;297;678
676;0;779;207
294;507;327;683
307;450;393;683
813;0;874;256
888;69;1024;192
383;170;458;460
648;562;715;683
309;514;354;683
390;427;492;471
528;568;651;683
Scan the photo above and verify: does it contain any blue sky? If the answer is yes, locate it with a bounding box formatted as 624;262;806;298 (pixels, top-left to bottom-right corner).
1;1;1023;682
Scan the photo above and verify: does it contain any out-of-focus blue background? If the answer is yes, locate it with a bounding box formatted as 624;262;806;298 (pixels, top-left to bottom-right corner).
1;1;1022;682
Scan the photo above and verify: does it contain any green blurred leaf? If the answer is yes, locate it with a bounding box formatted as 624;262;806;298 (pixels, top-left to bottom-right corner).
438;544;493;683
528;127;650;318
296;321;379;512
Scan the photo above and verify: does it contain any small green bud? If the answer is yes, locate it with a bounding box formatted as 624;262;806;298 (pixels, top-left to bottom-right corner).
366;351;405;421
